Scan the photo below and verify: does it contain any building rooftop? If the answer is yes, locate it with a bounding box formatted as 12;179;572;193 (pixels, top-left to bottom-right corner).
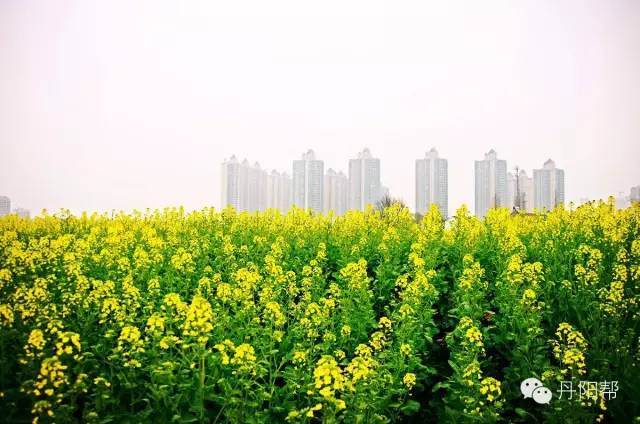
302;149;316;160
484;149;498;160
425;148;439;158
357;148;373;159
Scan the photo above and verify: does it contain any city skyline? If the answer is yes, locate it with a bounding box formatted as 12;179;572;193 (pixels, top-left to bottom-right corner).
2;2;640;215
0;195;30;218
216;147;638;219
2;143;638;217
221;148;389;216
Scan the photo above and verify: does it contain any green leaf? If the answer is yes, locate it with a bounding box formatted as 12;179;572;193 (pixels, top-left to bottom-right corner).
432;381;449;392
400;400;421;414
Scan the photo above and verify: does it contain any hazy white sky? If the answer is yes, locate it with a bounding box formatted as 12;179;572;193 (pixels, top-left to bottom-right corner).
1;0;639;214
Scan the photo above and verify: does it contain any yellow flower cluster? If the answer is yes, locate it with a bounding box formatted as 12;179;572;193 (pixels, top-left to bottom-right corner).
233;267;262;306
215;282;233;303
214;339;236;365
0;304;14;327
457;317;483;349
147;277;160;294
163;293;187;316
34;356;68;394
462;361;482;387
170;248;195;274
459;255;485;290
159;335;182;350
479;377;502;402
553;322;588;376
574;245;603;286
299;300;335;339
215;340;257;374
263;301;286;327
13;278;50;322
630;239;640;281
182;295;215;343
23;329;46;362
369;331;387;352
345;356;376;386
55;331;81;358
378;316;392;331
339;259;369;291
400;343;412;357
521;288;537;307
403;372;417;390
464;326;483;348
115;325;145;368
99;297;123;325
30;356;69;419
231;343;257;367
313;356;345;399
292;350;306;365
505;255;525;286
145;313;165;336
599;248;633;317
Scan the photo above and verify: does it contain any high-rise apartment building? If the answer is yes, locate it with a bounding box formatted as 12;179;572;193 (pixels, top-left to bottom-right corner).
266;170;292;213
221;156;243;211
507;169;534;213
349;148;381;211
0;196;10;217
247;162;267;212
324;169;348;215
533;159;565;211
631;186;640;203
238;159;251;211
221;156;268;213
415;148;448;218
292;150;324;212
474;149;507;218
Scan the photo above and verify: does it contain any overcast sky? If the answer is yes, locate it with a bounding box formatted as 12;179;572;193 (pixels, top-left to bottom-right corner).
1;0;639;215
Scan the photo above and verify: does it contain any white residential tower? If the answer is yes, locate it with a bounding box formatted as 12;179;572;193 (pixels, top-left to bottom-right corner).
292;150;324;213
474;149;508;218
349;148;381;211
266;170;292;213
221;156;269;213
0;196;10;217
533;159;565;211
324;169;348;215
415;148;448;218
